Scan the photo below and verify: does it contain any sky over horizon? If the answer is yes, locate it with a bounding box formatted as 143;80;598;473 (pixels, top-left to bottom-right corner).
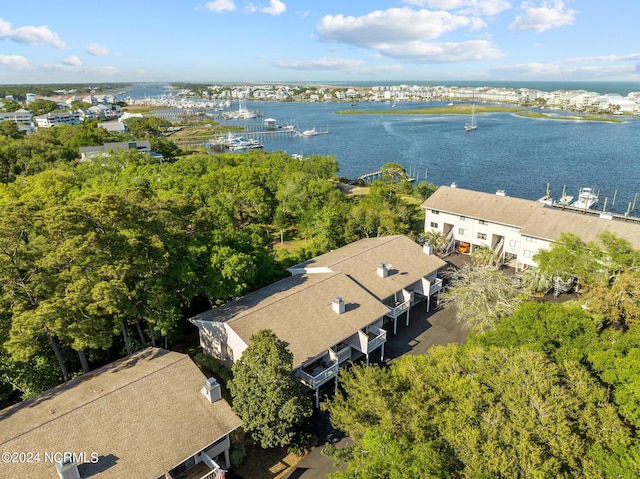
1;0;639;85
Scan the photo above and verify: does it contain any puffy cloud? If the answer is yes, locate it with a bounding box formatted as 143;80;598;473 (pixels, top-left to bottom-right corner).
273;57;404;75
315;7;504;65
62;55;82;66
85;43;121;56
377;39;505;63
0;55;30;71
204;0;236;13
509;1;577;33
402;0;511;16
261;0;286;15
317;7;473;47
0;17;66;48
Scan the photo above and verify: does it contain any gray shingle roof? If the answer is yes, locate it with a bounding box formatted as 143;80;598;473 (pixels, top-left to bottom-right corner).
0;348;241;479
422;186;640;248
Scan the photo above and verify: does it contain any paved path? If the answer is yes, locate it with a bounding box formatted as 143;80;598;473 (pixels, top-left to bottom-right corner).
284;255;471;479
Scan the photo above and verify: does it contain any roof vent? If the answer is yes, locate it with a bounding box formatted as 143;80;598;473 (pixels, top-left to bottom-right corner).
201;377;222;403
55;456;80;479
377;263;391;278
332;297;345;314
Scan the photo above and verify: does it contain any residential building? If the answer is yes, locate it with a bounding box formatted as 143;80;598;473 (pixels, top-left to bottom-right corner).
421;185;640;271
0;348;241;479
34;112;82;128
191;235;446;407
79;140;162;161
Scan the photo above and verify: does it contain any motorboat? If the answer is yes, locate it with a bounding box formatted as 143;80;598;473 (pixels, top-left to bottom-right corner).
301;128;318;136
571;187;598;209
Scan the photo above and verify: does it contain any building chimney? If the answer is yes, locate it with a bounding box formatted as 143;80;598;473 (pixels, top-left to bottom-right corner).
450;182;457;188
377;263;390;278
201;377;222;403
496;190;506;196
55;456;80;479
423;243;433;255
332;297;345;314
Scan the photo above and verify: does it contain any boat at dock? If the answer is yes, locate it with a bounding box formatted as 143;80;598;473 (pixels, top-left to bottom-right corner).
223;133;263;150
571;187;598;210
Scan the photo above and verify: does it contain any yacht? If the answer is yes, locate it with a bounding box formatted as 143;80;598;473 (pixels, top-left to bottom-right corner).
571;187;598;210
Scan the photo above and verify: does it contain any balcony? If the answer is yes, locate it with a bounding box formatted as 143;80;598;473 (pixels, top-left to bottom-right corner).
330;342;351;364
385;299;411;319
429;277;443;295
296;359;339;389
365;325;387;353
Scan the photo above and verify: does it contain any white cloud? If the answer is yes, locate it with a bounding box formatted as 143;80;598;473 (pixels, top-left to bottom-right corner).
317;7;474;47
0;17;66;48
273;57;404;75
85;43;121;57
402;0;511;16
261;0;286;15
62;55;82;66
0;55;30;71
315;7;504;65
378;39;505;63
569;53;640;63
509;1;577;33
41;62;119;77
204;0;236;13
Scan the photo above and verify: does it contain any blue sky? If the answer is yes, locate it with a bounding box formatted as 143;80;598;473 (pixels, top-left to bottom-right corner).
1;0;639;84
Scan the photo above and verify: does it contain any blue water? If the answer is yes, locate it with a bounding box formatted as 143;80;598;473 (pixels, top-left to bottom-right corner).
120;85;640;212
237;100;640;212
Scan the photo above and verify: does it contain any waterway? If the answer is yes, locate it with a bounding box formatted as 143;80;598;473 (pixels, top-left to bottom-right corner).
232;100;640;214
121;85;640;214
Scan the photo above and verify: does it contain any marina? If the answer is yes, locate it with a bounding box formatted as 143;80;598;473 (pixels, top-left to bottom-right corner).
121;86;640;216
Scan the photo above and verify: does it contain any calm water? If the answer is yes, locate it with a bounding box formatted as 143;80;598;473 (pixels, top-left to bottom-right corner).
240;101;640;213
121;85;640;213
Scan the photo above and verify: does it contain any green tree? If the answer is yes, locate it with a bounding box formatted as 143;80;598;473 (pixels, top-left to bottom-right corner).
423;229;449;256
28;99;59;116
326;345;639;479
519;267;552;295
229;329;313;451
0;120;22;139
470;244;498;268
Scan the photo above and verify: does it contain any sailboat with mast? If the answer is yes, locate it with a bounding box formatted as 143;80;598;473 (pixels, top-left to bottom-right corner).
464;102;477;131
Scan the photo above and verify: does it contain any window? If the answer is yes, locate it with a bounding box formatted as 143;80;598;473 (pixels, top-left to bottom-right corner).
459;216;468;221
430;222;438;228
477;232;487;240
479;220;488;225
511;226;521;232
432;210;440;215
458;228;469;235
509;239;519;248
525;236;537;243
523;250;534;258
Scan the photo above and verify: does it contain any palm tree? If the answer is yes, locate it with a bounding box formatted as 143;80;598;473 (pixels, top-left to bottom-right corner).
520;268;552;296
423;230;449;256
471;246;498;268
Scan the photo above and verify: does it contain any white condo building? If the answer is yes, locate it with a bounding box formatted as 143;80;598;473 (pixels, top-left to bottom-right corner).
421;185;640;272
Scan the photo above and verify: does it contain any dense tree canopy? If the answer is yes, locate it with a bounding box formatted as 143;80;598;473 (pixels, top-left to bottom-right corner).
0;115;426;405
326;343;639;478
